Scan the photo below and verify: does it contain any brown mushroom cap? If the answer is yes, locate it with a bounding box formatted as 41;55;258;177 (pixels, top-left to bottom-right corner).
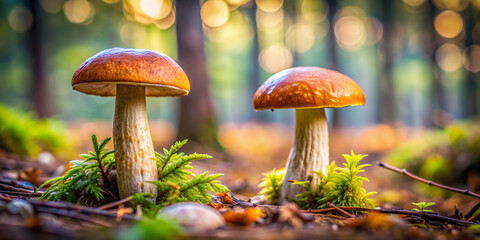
72;48;190;97
253;67;365;110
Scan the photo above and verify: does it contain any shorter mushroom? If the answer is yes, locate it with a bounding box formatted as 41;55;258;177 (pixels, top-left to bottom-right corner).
253;67;365;202
72;48;190;200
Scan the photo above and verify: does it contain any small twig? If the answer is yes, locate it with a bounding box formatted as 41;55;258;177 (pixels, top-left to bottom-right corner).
0;196;138;221
96;196;132;210
0;183;44;195
327;203;355;218
0;178;36;190
377;162;480;199
465;202;480;220
303;207;476;226
36;207;113;228
0;190;42;196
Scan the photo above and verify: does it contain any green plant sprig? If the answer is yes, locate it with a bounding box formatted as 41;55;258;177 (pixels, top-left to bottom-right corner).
37;134;116;206
412;201;436;212
37;135;229;210
259;151;376;209
150;139;229;207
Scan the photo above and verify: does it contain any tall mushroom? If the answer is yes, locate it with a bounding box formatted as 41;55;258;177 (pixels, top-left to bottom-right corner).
72;48;190;200
253;67;365;202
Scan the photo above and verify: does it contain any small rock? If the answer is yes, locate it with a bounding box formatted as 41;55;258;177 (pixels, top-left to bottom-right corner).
7;199;34;218
159;202;225;232
38;152;56;165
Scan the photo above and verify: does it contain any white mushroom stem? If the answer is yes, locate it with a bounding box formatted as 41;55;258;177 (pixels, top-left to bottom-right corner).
279;108;329;202
113;84;158;201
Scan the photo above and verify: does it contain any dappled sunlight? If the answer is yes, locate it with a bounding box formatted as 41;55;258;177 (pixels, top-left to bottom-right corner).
434;10;463;39
8;5;33;32
256;0;283;13
435;43;465;72
334;7;368;51
259;44;293;73
201;0;230;28
64;0;95;24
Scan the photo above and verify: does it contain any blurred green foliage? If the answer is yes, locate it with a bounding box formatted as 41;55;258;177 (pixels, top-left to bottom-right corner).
0;104;67;156
385;119;480;195
117;216;184;240
258;168;285;205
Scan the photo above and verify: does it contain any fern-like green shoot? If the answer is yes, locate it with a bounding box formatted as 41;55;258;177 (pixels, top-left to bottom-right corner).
37;134;115;206
150;140;229;207
258;168;285;205
411;201;436;212
259;151;376;209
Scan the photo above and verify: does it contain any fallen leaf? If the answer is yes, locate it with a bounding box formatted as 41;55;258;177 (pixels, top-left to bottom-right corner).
223;206;262;226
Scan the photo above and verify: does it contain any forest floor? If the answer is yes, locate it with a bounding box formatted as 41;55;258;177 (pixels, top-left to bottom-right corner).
1;122;480;239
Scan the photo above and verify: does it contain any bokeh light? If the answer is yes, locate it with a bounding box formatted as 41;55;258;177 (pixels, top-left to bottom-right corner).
64;0;95;24
40;0;64;14
286;22;315;53
259;44;292;73
123;0;173;26
256;0;283;13
201;0;230;28
434;10;463;39
154;8;176;30
119;22;147;46
335;16;366;51
463;45;480;72
433;0;469;11
206;10;253;52
366;17;383;45
257;8;283;29
402;0;426;7
435;43;464;72
140;0;171;19
225;0;250;6
103;0;120;4
8;5;33;32
301;0;328;24
334;6;368;51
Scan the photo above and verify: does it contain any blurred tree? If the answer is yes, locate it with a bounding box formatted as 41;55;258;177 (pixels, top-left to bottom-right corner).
426;0;447;126
463;6;478;117
28;0;51;118
378;0;396;124
326;0;340;128
247;3;263;121
175;0;221;148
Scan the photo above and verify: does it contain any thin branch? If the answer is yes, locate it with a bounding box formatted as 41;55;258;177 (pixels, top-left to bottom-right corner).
0;196;138;221
0;183;43;195
36;207;113;228
0;190;42;196
303;206;476;226
327;203;354;218
377;161;480;199
96;196;132;210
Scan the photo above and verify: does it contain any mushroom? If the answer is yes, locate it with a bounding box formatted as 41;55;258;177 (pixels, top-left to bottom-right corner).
253;67;365;202
72;48;190;200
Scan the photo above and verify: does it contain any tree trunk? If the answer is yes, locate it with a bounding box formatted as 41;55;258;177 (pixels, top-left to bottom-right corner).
175;0;220;148
28;0;50;118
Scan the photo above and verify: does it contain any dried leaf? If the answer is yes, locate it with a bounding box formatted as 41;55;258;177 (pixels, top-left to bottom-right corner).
223;206;262;226
18;168;41;186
